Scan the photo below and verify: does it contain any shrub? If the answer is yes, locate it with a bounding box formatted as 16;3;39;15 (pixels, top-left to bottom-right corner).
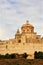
0;53;17;59
22;53;28;59
34;51;43;59
4;53;10;59
10;53;17;59
0;54;4;59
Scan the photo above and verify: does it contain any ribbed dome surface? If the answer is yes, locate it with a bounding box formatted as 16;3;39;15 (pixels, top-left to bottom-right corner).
21;20;34;28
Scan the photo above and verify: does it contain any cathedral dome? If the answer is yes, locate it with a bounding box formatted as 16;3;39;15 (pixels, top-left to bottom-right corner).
21;20;34;29
21;20;34;33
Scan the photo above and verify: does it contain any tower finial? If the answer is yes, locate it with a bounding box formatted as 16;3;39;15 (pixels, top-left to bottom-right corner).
17;29;20;33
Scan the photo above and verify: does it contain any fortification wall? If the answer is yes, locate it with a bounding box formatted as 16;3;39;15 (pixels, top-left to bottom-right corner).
0;43;43;59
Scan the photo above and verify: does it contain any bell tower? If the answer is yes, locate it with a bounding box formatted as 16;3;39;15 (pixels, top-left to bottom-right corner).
15;29;21;43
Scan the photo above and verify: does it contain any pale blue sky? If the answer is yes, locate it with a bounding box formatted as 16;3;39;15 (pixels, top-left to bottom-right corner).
0;0;43;40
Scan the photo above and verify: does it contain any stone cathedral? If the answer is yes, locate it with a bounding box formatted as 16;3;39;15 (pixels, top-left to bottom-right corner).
0;20;43;59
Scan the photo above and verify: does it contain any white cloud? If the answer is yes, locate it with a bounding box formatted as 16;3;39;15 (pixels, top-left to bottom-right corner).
0;0;43;40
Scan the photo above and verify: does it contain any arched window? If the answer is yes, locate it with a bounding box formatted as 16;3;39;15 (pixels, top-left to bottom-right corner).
18;39;21;43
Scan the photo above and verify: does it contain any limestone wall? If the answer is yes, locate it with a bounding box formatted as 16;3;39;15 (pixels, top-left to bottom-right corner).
0;42;43;59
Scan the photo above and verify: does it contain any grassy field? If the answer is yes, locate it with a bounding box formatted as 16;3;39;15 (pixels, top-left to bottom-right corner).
0;58;43;65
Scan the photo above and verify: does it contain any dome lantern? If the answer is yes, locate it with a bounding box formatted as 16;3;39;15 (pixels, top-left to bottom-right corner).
26;20;29;24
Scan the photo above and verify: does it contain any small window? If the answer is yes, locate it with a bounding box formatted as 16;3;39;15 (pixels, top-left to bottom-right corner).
23;29;25;32
36;37;39;39
18;40;21;43
6;45;8;49
27;29;29;31
23;43;25;45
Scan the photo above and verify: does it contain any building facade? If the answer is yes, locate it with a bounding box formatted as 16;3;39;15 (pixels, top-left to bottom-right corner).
0;20;43;59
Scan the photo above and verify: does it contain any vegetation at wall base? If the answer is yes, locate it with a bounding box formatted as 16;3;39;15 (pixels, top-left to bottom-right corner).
0;53;28;59
34;51;43;59
0;51;43;59
21;53;28;59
